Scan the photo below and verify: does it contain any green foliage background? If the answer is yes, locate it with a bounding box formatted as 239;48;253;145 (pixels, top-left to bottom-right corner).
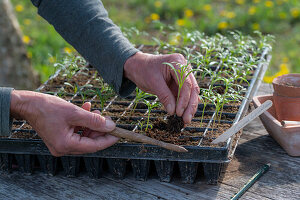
11;0;300;83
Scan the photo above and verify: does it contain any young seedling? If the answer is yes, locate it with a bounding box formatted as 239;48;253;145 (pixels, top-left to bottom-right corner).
84;84;114;112
199;88;214;127
163;62;199;106
64;82;93;103
57;88;66;99
137;120;145;131
55;55;86;80
131;88;153;115
143;100;161;132
95;87;114;112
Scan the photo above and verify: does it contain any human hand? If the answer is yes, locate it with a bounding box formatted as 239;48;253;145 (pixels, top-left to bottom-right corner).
124;52;200;124
10;90;119;156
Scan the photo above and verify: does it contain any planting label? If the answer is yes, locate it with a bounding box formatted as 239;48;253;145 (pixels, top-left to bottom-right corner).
212;100;272;144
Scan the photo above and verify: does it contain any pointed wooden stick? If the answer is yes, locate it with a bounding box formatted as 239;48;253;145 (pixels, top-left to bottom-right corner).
110;127;188;153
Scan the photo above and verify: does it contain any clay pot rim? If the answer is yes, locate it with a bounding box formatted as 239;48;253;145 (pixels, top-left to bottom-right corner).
272;74;300;97
272;74;300;88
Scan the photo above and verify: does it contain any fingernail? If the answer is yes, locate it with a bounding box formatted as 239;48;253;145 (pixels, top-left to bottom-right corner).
187;114;193;123
105;119;115;130
177;108;184;116
166;104;173;114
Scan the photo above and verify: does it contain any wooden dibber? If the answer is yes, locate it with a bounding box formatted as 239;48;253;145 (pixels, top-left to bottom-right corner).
212;100;273;144
110;127;188;153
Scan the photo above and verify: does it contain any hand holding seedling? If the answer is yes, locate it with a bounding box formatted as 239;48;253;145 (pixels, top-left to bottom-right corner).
10;90;119;156
124;52;200;124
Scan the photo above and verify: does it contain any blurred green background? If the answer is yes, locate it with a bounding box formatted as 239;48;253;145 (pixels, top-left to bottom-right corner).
11;0;300;83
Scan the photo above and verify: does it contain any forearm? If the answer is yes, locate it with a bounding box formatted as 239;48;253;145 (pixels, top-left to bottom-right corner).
31;0;138;96
10;90;40;120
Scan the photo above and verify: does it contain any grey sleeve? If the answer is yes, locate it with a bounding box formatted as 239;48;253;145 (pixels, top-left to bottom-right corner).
0;87;13;136
31;0;138;97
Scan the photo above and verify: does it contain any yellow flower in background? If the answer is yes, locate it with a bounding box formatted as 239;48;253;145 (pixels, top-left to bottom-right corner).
24;19;31;25
22;35;30;44
278;63;289;75
236;0;245;5
263;63;290;83
203;4;212;12
220;10;227;17
248;6;257;15
263;76;274;84
265;1;274;7
48;56;56;63
27;52;32;59
218;21;228;29
176;19;185;26
253;0;260;3
169;34;181;45
144;16;151;23
150;13;160;21
252;23;260;30
226;11;236;19
276;0;284;5
64;47;72;54
282;57;289;63
15;4;24;12
36;15;42;21
291;8;300;18
184;9;194;18
279;12;287;19
154;1;162;8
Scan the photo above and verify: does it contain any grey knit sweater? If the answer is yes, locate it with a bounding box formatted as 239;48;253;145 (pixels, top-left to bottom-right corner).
0;0;139;136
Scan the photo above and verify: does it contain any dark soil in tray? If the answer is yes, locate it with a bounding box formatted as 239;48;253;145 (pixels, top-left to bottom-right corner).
102;109;125;117
116;116;142;125
39;86;61;93
107;102;130;110
134;118;204;146
10;131;40;139
207;123;232;138
166;115;184;134
188;121;208;128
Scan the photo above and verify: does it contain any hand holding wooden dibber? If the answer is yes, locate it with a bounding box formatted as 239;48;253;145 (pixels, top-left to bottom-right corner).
212;100;273;144
110;127;188;153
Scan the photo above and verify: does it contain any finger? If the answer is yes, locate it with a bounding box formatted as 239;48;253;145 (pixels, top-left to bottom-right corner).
81;109;109;137
82;128;92;137
85;131;106;139
155;81;176;115
182;75;200;124
82;102;91;111
93;110;101;114
70;108;116;132
67;133;119;154
75;102;92;133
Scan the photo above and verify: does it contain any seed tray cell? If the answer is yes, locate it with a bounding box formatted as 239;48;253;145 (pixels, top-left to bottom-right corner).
0;35;271;184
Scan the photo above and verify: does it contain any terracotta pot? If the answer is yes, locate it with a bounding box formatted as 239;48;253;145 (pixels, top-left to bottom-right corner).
272;74;300;121
253;95;300;156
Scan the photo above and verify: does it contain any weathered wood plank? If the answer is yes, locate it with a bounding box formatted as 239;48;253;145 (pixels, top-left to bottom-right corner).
0;172;161;199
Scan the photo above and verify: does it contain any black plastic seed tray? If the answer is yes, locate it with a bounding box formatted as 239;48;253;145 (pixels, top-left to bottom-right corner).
0;42;271;184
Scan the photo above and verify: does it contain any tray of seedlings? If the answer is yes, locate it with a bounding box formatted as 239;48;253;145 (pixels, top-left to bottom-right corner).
0;31;272;184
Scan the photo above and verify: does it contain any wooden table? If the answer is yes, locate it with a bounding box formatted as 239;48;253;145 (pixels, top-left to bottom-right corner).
0;84;299;200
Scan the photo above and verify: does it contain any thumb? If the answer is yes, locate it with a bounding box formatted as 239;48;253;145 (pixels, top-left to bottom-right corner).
155;82;176;115
71;108;115;132
81;102;91;111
